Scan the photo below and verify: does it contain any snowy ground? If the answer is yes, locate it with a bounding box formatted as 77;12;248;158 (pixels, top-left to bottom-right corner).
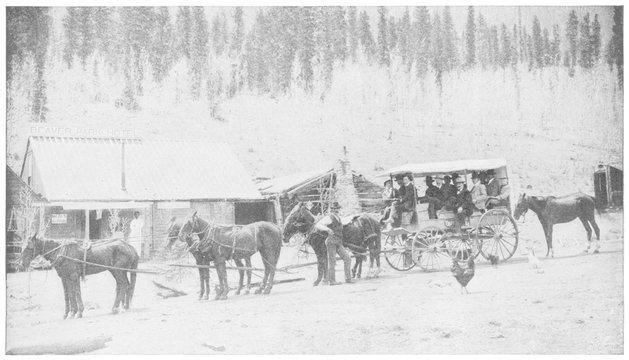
6;213;623;354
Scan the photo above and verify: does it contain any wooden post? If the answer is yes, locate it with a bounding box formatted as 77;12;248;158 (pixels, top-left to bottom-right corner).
84;209;90;241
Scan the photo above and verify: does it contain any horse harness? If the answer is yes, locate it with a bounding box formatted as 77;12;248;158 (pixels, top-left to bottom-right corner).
195;222;255;261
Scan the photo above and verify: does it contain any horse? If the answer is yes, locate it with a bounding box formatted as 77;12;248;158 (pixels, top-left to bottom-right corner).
342;213;382;279
167;217;256;298
20;234;139;319
283;202;382;285
513;192;601;257
165;217;212;300
178;211;282;300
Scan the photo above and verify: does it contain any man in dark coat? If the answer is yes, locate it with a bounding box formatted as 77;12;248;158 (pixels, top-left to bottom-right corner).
386;174;416;227
419;176;443;219
441;175;457;211
315;203;352;285
485;169;501;209
453;176;474;226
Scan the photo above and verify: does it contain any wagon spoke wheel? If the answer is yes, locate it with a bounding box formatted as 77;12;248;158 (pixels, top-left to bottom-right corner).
383;233;415;271
476;209;519;262
446;232;479;262
411;227;450;272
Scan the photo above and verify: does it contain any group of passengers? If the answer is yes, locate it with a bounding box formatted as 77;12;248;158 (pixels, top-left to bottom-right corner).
380;170;510;227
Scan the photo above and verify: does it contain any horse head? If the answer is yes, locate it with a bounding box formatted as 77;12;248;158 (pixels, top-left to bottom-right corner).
20;233;40;269
282;202;315;243
165;216;182;250
178;210;200;246
513;193;529;220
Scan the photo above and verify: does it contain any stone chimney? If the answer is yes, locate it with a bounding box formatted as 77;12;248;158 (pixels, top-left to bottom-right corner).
333;146;361;216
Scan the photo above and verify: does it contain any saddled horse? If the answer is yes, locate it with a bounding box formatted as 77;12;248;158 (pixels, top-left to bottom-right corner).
178;212;282;300
342;213;382;279
21;234;139;319
167;216;256;298
283;202;382;285
514;192;601;257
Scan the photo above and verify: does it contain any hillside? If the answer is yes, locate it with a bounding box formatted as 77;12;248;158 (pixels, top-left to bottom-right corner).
8;60;623;196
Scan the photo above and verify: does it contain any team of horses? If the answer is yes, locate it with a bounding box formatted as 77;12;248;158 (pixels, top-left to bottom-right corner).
20;191;604;319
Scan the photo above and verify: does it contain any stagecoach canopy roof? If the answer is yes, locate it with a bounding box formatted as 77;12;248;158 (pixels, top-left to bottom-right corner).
21;136;263;202
376;158;507;178
257;167;334;195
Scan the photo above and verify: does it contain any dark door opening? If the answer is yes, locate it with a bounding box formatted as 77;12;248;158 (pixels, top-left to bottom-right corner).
234;202;275;225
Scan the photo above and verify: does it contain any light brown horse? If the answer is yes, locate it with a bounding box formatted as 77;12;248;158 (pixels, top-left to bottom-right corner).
178;212;282;300
21;234;139;319
514;192;601;257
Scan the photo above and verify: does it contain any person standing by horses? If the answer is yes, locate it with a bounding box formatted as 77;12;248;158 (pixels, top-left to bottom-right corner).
315;203;352;285
128;211;144;259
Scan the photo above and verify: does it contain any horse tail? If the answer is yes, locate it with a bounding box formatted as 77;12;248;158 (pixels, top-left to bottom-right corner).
128;255;138;307
586;194;603;216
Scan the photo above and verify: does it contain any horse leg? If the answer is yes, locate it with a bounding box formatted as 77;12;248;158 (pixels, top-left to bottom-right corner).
234;258;244;295
262;255;277;295
61;277;70;319
197;268;205;300
216;261;229;300
244;257;252;295
110;271;124;313
67;275;79;319
590;217;601;253
579;216;593;253
545;224;554;258
75;279;84;318
312;242;326;286
255;259;270;295
120;272;130;311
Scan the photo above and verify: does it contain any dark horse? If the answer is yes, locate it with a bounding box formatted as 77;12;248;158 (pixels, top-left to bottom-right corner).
166;216;256;298
514;192;601;257
21;234;139;319
342;213;382;279
178;211;282;300
283;202;382;285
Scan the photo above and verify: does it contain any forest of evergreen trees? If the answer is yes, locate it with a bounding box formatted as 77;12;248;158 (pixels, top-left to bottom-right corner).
6;6;624;124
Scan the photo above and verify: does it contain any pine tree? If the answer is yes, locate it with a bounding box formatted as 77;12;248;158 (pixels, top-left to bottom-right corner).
376;7;390;67
511;24;519;66
551;24;561;65
542;27;551;66
465;6;476;67
62;7;79;68
490;25;499;68
477;13;490;69
579;13;592;68
590;14;601;64
398;7;412;70
77;7;95;67
297;7;315;92
175;7;193;60
230;7;244;56
566;10;579;68
190;7;210;99
499;23;511;68
149;7;174;83
442;7;457;71
609;6;623;87
413;7;431;79
331;7;348;63
92;7;115;64
431;12;444;86
347;7;358;63
358;11;375;64
7;7;51;121
387;15;398;55
211;14;226;56
532;16;543;68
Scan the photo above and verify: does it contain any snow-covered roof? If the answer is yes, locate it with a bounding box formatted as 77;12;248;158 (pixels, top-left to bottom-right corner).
257;168;334;195
377;158;507;177
23;136;263;202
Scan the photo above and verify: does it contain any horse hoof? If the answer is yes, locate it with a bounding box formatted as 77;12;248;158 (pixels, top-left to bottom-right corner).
76;313;83;318
203;295;209;301
313;281;320;287
235;290;241;296
594;249;600;254
243;290;250;295
63;314;69;320
254;288;262;295
220;295;228;300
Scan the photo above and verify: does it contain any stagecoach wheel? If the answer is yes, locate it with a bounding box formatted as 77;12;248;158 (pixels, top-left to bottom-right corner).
476;209;519;262
445;232;480;262
383;233;415;271
412;227;450;272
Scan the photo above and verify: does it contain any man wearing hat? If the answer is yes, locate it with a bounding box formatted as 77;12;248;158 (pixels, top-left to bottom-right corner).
418;176;443;219
486;177;511;209
485;170;501;209
453;175;474;226
314;203;352;285
380;179;398;224
386;174;417;226
470;171;488;212
441;175;457;211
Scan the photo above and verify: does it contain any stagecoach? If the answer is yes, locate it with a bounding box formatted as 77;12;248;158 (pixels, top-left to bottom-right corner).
377;158;519;272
